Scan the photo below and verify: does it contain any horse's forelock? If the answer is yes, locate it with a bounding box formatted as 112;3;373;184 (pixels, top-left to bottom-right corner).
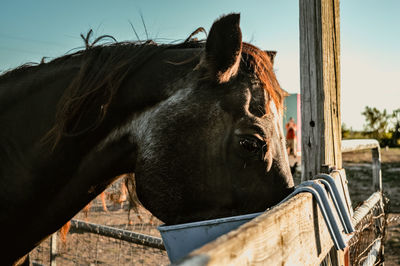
241;43;288;114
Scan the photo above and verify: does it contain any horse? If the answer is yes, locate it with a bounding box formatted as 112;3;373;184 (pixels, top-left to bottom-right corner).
0;13;294;265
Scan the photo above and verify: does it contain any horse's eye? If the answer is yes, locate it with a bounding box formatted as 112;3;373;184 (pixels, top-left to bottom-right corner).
239;137;262;154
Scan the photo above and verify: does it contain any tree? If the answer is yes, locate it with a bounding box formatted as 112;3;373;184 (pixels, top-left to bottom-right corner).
361;106;390;139
341;123;350;139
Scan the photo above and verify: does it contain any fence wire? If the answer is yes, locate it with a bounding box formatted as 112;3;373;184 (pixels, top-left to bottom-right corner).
348;194;389;266
30;178;170;265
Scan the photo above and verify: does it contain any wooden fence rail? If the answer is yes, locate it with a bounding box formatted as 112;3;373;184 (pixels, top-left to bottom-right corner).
69;219;165;250
342;139;382;192
341;139;379;153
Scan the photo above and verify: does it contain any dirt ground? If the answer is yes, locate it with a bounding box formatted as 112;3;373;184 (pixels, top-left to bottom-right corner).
30;182;170;265
342;148;400;265
30;148;400;265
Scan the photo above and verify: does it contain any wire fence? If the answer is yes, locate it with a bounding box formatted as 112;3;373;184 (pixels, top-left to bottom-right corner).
348;194;388;265
30;178;170;265
342;146;388;266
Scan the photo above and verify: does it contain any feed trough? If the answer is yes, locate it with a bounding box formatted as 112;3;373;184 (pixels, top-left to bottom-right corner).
158;212;262;263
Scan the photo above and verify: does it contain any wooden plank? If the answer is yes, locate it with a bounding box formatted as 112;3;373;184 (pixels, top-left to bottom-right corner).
300;1;342;264
371;147;382;191
351;192;381;227
178;172;349;265
50;233;57;266
341;139;380;153
300;0;342;181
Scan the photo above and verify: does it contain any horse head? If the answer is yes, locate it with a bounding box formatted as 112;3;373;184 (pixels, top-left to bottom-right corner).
129;14;294;224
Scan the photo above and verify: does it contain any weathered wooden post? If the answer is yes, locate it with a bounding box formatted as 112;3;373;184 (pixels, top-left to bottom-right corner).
371;146;383;191
300;0;344;264
50;233;57;266
300;0;342;181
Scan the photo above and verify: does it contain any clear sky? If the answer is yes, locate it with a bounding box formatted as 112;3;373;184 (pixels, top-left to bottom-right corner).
1;0;399;130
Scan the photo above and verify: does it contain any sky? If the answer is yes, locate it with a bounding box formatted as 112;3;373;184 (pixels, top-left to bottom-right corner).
1;0;399;130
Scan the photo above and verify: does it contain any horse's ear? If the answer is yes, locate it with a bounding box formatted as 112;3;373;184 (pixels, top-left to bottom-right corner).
204;13;242;83
265;50;277;65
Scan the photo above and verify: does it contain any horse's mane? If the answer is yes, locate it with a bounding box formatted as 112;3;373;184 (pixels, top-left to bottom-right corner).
36;34;204;146
241;43;287;113
46;42;170;145
0;30;286;147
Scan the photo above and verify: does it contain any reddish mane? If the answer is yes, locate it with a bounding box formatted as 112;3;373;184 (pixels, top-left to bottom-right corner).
242;42;288;113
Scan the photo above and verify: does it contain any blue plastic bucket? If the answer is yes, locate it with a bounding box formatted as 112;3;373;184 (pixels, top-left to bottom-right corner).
158;212;262;263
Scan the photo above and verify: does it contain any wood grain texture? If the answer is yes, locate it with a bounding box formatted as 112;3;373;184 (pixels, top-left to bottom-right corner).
300;0;342;181
341;139;380;153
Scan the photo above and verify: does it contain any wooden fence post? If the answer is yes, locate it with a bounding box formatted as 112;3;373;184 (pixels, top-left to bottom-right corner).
371;147;382;191
300;0;342;181
300;0;343;264
50;233;57;266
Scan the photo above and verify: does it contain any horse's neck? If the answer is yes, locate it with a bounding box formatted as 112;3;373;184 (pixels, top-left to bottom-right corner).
0;46;200;195
1;60;81;124
0;62;78;168
0;45;200;199
0;47;203;258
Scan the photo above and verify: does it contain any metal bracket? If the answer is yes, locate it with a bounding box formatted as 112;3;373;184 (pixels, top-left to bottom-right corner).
298;181;347;250
314;174;355;234
280;175;355;250
281;184;345;250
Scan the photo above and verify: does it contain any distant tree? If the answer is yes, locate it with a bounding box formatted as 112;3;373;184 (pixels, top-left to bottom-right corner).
361;106;390;139
341;123;350;139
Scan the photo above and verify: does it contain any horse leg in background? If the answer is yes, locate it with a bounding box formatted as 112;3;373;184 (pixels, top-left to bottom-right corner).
100;191;108;212
119;181;127;208
107;179;128;208
82;201;92;219
107;177;129;210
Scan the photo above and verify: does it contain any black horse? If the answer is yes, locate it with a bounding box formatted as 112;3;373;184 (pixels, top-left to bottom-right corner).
0;14;293;264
